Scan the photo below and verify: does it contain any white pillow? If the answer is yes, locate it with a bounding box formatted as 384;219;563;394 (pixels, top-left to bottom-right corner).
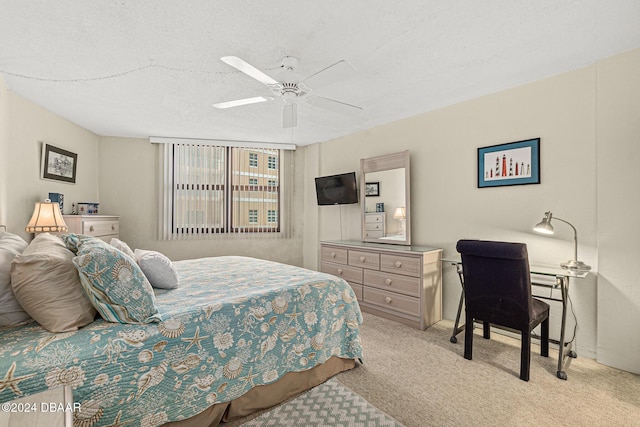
134;249;179;290
110;237;136;260
0;231;33;327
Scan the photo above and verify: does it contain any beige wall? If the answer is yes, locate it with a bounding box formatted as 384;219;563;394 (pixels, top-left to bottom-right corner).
0;76;9;225
596;49;640;373
304;48;640;372
98;137;305;265
0;83;100;241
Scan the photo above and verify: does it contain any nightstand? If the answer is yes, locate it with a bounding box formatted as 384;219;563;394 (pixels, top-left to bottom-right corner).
63;215;119;242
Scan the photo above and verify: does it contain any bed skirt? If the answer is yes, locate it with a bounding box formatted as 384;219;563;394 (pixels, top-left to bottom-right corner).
164;356;358;426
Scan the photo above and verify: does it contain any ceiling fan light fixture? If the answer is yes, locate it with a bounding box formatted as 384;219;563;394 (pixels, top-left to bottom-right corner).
213;96;272;109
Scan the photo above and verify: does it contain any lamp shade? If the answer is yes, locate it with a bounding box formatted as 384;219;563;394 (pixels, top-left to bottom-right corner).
533;211;554;234
25;200;68;233
533;210;590;271
393;207;406;220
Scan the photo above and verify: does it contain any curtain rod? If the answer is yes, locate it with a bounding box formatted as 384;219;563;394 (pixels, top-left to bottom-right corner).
149;136;296;151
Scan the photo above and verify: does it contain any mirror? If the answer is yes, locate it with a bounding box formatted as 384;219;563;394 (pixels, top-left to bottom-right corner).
360;150;411;245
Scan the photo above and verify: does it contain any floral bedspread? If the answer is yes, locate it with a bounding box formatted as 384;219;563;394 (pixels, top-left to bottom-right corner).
0;256;363;427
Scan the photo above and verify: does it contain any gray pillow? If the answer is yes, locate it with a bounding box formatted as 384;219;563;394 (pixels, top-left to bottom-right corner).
135;249;179;290
0;231;32;327
11;233;96;332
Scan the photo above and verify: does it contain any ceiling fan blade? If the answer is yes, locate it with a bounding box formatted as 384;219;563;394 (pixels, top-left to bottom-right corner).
283;103;297;128
302;60;356;89
221;56;278;86
213;96;273;109
307;96;363;115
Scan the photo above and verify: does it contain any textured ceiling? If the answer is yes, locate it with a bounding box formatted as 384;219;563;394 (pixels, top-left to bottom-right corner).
1;1;639;146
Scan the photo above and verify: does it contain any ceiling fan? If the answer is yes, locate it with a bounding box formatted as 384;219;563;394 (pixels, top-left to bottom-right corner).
213;56;363;128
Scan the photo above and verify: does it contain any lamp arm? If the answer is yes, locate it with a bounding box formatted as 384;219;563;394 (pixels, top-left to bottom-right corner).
553;216;578;261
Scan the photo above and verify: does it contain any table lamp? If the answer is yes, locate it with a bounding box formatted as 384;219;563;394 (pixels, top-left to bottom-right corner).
533;211;590;271
25;199;68;233
393;207;406;235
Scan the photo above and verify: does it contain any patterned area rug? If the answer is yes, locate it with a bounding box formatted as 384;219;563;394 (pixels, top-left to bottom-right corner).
241;378;405;427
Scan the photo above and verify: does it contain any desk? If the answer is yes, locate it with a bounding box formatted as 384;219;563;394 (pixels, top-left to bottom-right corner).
443;258;588;380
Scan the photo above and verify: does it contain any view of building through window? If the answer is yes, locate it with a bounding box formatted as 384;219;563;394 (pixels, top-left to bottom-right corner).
173;145;280;233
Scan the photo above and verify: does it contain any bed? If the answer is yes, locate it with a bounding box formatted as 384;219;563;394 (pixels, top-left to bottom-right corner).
0;231;363;427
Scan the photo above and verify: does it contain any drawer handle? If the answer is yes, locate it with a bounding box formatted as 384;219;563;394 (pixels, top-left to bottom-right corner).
89;226;95;232
385;278;392;285
359;256;366;263
394;261;402;268
385;297;392;304
331;252;336;258
337;268;343;275
111;224;116;231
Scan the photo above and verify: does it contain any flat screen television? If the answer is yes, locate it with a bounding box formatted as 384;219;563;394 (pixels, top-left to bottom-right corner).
315;172;358;205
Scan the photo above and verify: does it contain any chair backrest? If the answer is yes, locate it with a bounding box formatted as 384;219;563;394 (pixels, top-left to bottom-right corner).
456;239;533;330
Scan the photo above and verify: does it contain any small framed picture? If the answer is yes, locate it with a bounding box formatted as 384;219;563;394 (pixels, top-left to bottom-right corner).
477;138;540;188
41;143;77;184
365;182;380;197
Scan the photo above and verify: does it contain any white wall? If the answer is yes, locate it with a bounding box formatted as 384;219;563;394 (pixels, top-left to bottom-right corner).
98;136;306;265
0;86;100;241
596;49;640;373
0;76;9;226
304;49;640;372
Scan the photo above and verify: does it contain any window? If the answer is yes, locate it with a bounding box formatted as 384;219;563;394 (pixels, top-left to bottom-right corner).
268;155;277;170
249;153;258;168
167;145;281;235
248;209;258;224
267;209;278;223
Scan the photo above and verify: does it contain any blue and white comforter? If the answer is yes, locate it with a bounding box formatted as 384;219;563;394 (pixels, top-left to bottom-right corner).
0;256;363;426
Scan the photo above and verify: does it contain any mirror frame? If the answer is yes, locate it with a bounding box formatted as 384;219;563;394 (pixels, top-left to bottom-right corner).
360;150;411;245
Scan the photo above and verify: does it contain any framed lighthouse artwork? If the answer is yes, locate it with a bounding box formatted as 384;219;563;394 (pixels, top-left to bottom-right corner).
477;138;540;188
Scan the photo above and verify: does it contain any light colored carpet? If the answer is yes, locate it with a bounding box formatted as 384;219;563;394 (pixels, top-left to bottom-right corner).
240;378;404;427
225;312;639;426
336;312;640;427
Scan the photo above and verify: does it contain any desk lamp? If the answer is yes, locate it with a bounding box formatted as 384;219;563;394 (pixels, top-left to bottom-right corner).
25;199;68;234
533;211;590;271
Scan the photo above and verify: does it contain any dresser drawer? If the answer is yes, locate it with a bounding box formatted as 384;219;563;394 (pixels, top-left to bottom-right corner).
320;246;348;265
364;270;421;298
364;287;420;318
83;220;119;238
348;282;363;301
365;222;384;231
364;230;384;238
366;213;384;223
380;254;421;278
320;262;363;284
348;250;380;270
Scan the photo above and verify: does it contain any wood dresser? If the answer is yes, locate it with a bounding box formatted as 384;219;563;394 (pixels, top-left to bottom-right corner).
62;215;120;242
320;240;442;330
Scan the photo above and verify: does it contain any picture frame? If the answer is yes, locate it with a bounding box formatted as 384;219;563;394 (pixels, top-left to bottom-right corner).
365;182;380;197
41;143;77;184
477;138;540;188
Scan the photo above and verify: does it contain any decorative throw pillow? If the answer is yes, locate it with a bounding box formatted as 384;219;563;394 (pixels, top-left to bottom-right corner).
62;233;98;254
0;231;33;327
11;233;96;332
110;238;136;260
134;249;179;290
73;238;161;324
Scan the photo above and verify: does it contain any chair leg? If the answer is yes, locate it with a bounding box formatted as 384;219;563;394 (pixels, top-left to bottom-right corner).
520;331;531;381
541;318;549;357
482;321;490;339
464;315;473;360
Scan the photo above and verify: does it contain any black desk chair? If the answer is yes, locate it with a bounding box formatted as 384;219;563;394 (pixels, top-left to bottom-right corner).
456;239;550;381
